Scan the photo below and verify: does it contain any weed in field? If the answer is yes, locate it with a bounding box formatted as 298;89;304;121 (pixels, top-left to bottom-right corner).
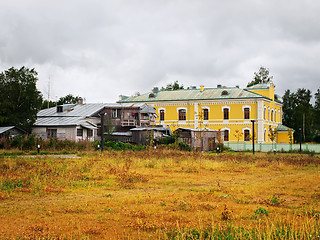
1;177;31;191
268;193;286;206
221;205;232;220
253;207;269;219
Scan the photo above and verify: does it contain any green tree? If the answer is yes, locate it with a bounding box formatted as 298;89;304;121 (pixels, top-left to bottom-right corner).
282;90;295;129
0;67;43;132
247;66;273;87
41;100;56;109
282;88;313;142
313;88;320;142
161;80;184;91
268;126;277;150
57;94;80;105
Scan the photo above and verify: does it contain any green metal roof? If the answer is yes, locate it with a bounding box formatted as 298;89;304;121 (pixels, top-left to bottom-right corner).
245;83;271;90
120;87;271;103
277;124;294;132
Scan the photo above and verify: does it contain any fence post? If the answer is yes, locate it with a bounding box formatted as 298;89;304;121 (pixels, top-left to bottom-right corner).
260;143;262;152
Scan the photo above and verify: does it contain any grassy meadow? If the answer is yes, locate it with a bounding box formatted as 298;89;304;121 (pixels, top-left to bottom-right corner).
0;150;319;239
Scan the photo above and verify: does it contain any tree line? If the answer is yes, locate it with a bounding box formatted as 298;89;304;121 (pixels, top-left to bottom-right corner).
247;66;320;143
0;66;319;143
0;67;81;132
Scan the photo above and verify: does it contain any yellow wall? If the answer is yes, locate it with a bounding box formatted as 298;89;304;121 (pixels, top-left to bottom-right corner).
154;101;261;142
144;83;284;144
277;131;292;144
249;85;275;101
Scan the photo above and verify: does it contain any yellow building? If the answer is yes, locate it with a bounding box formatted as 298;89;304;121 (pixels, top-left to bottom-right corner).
120;82;291;143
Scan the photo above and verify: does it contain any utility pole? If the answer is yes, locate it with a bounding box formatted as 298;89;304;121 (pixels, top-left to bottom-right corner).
100;113;105;153
299;127;302;152
303;112;305;142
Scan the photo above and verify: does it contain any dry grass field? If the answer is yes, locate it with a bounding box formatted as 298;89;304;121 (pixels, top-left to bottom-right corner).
0;150;319;239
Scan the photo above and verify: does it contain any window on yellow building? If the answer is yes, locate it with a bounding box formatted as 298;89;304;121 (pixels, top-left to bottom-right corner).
160;110;165;121
271;110;274;122
244;130;250;141
264;107;266;119
244;108;250;119
223;108;229;120
203;109;209;120
274;111;277;122
224;130;229;141
178;109;186;121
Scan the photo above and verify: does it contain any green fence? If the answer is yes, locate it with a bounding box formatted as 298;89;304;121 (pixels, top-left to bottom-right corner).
224;142;320;153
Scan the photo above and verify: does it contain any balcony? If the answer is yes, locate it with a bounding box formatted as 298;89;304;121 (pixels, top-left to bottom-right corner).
121;119;137;127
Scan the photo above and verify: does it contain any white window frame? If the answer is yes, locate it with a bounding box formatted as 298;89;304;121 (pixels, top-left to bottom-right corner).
177;107;187;121
177;107;187;113
158;107;166;113
221;105;230;112
221;127;230;142
242;127;251;141
201;106;210;121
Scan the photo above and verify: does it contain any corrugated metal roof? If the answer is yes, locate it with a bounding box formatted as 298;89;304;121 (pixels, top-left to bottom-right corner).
0;126;15;134
130;127;172;135
34;116;84;126
37;103;106;117
35;103;150;127
139;106;156;114
112;132;132;136
81;123;97;129
120;87;270;103
38;103;148;117
0;126;27;134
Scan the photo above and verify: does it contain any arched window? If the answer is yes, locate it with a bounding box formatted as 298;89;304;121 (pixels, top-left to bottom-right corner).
223;108;229;120
268;107;270;121
264;106;266;120
160;110;165;121
244;108;250;119
178;109;186;121
224;129;229;141
271;109;274;122
221;90;228;96
203;108;209;120
274;110;277;122
264;129;267;141
244;130;250;141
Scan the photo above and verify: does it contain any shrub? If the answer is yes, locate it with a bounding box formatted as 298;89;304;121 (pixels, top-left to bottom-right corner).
254;207;269;219
159;136;175;145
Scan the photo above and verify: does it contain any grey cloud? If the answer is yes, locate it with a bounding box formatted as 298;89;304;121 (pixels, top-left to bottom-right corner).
0;0;319;102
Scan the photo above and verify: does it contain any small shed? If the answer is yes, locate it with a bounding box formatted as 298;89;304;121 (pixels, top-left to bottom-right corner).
276;124;294;144
111;131;132;143
131;127;172;145
0;126;27;138
175;127;218;152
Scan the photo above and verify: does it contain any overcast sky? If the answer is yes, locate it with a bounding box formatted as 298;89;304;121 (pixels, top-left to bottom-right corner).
1;0;319;103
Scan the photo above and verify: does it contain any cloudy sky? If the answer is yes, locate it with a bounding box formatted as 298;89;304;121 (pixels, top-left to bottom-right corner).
0;0;319;103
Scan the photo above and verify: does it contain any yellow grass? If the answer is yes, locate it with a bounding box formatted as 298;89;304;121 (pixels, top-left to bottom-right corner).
0;150;319;239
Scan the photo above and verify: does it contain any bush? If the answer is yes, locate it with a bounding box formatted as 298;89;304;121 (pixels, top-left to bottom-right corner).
92;141;146;151
216;143;230;153
159;136;175;145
